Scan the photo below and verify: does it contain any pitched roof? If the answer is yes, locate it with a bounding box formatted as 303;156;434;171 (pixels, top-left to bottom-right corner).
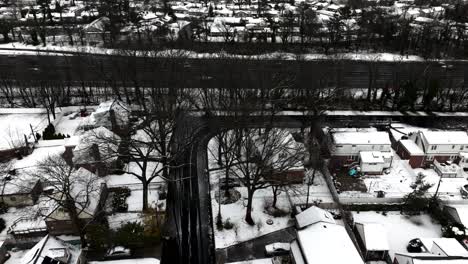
332;132;391;145
295;206;335;229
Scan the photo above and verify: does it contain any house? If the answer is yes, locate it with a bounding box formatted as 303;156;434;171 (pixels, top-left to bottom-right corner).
433;160;462;178
254;129;306;184
0;171;42;207
406;131;468;167
354;222;389;261
72;126;121;177
394;238;468;264
290;206;363;264
395;139;425;168
8;216;47;239
328;131;392;171
20;235;83;264
45;168;107;235
89;100;130;135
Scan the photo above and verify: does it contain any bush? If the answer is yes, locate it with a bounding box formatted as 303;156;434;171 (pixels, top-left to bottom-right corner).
114;222;145;248
223;218;234;230
112;187;131;212
42;124;70;140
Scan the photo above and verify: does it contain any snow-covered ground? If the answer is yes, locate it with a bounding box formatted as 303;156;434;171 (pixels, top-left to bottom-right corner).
0;113;48;150
286;170;334;205
353;211;442;259
0;205;40;239
341;155;468;201
211;187;294;249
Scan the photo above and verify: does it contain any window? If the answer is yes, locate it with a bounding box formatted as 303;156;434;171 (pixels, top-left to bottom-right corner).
380;145;384;150
336;145;343;148
352;145;357;148
348;155;356;160
452;145;456;149
461;146;464;151
431;145;437;150
426;156;434;161
10;196;16;202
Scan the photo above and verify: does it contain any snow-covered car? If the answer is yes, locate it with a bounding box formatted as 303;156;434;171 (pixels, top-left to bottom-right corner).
103;246;132;260
264;242;290;256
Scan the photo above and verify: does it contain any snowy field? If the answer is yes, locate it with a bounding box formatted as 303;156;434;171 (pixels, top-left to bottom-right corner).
353;211;442;259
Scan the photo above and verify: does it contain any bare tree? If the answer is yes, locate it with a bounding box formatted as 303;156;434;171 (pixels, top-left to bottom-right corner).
34;156;102;245
228;128;304;225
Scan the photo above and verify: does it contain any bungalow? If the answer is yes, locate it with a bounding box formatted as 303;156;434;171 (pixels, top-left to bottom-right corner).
45;168;107;235
291;216;364;264
354;222;389;261
328;131;392;172
20;235;84;264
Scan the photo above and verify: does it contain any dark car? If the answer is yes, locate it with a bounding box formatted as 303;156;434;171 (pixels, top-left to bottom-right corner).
103;246;132;260
407;238;424;253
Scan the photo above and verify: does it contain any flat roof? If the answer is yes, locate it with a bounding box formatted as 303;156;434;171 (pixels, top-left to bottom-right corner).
423;131;468;145
297;223;364;264
360;151;385;163
332;131;391;145
400;139;425;155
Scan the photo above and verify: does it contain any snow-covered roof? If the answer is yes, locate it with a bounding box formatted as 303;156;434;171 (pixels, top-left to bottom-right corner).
422;131;468;145
359;151;385;164
90;100;129;129
400;139;424;155
21;235;81;264
73;126;120;164
430;238;468;257
297;223;364;264
355;222;389;251
332;131;391;145
295;206;335;229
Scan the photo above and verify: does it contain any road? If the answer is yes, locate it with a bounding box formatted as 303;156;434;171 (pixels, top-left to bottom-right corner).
0;53;466;90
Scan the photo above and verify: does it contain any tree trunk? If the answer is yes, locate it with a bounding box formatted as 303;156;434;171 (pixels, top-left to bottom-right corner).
245;190;254;225
142;181;149;211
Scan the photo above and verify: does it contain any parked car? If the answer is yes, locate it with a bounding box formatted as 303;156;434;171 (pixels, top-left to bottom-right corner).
264;242;290;257
407;238;424;253
103;246;132;260
219;177;240;190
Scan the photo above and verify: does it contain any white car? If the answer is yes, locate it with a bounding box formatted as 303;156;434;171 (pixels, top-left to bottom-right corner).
264;242;290;256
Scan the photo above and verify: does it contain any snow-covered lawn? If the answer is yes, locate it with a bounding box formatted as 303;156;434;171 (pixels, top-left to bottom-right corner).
211;187;294;249
286;170;334;205
353;211;442;259
0;113;48;150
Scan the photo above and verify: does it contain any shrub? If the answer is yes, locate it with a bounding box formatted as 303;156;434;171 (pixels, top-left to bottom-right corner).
112;187;131;212
223;218;234;230
42;124;70;140
114;222;145;248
